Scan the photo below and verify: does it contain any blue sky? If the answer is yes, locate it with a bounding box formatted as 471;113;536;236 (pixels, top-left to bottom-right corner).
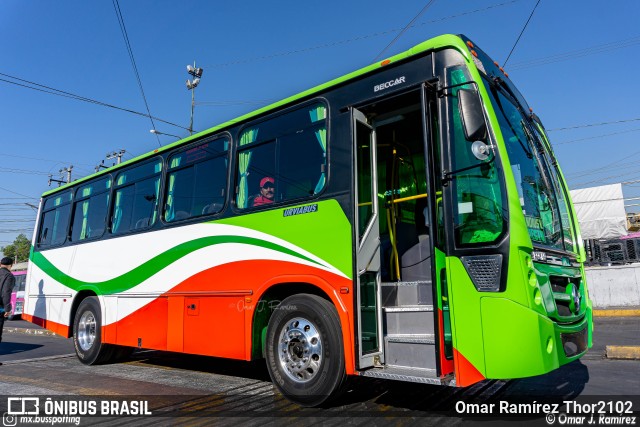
2;0;640;247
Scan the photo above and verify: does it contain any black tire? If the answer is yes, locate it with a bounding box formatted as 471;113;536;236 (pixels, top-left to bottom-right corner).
265;294;347;407
72;296;115;365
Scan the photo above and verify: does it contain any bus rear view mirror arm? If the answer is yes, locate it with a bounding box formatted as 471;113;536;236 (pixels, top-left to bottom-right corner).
442;155;495;186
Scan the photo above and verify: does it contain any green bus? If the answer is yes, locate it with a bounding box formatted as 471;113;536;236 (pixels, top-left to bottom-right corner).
25;34;592;406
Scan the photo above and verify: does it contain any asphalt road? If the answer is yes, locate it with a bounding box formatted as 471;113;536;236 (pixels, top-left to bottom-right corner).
0;317;637;425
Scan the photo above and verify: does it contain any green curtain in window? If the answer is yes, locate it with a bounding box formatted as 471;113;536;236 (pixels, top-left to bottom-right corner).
309;105;326;123
238;128;259;208
80;200;90;239
309;105;327;194
314;127;327;194
112;190;123;233
165;157;182;221
151;177;161;225
79;187;91;240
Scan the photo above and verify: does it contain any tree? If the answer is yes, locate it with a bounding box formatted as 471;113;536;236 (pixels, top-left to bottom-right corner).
1;234;31;263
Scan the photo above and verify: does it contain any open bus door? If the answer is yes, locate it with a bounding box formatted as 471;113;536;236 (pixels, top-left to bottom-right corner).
353;107;383;369
353;88;452;383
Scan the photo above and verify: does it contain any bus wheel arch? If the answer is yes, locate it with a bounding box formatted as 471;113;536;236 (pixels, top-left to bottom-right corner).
72;295;117;364
251;282;331;360
264;293;347;407
69;290;98;339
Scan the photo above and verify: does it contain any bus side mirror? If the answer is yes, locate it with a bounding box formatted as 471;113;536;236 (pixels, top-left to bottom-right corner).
458;89;487;142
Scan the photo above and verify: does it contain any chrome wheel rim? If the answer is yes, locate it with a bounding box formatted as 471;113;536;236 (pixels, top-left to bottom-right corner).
77;311;96;351
277;317;323;383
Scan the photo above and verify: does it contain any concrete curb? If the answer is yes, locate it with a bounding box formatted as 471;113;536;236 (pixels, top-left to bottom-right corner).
4;327;58;337
593;309;640;317
606;345;640;360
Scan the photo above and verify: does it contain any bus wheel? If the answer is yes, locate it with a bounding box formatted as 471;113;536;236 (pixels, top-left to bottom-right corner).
265;294;346;407
73;296;113;365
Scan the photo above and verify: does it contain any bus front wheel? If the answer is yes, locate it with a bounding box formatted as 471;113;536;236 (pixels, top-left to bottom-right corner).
265;294;346;407
73;296;114;365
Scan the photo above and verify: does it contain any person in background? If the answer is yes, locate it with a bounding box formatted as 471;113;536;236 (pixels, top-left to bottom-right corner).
253;176;275;206
0;256;16;362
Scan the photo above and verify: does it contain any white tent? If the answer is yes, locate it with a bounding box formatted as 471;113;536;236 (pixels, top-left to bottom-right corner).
570;183;627;240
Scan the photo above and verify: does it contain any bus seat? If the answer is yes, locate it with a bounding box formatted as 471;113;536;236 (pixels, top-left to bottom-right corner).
395;221;419;258
174;211;190;220
134;218;150;230
246;195;257;207
202;203;222;215
401;235;432;282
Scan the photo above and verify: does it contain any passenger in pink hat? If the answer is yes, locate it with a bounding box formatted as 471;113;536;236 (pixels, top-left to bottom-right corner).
253;176;275;206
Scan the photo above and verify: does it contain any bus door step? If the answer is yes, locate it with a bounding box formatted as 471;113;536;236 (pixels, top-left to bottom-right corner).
359;366;452;386
384;334;436;370
384;305;434;336
381;280;433;306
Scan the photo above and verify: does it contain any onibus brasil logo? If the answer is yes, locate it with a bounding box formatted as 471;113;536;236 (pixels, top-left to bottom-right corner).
4;397;152;426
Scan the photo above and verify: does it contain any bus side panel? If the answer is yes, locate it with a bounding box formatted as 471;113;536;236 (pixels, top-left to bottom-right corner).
446;257;487;386
184;295;246;359
481;297;558;378
23;255;75;337
217;200;355;371
113;296;169;351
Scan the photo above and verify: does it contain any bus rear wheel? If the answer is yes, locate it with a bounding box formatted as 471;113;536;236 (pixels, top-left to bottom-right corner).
73;296;115;365
265;294;346;407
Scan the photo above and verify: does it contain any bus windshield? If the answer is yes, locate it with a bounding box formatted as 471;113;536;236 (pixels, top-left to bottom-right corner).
482;78;575;253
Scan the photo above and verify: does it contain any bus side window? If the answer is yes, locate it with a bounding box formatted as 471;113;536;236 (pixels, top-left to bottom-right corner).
111;160;162;234
164;138;229;222
38;191;73;248
236;102;328;209
70;177;111;242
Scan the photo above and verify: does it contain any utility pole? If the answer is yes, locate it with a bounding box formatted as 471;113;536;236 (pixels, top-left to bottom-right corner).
47;175;65;187
60;165;73;183
106;150;126;165
95;160;108;173
186;62;204;135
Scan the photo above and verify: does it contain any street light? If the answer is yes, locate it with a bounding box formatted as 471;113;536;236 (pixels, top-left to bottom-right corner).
150;129;181;139
186;61;204;135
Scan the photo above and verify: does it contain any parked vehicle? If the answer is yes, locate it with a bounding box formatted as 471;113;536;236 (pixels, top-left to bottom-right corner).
10;269;26;320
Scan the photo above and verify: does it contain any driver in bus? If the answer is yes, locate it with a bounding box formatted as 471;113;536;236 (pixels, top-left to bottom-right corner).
0;257;15;351
253;176;275;206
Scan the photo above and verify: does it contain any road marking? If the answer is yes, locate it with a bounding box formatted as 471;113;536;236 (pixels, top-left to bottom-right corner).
606;345;640;360
4;327;58;336
593;309;640;317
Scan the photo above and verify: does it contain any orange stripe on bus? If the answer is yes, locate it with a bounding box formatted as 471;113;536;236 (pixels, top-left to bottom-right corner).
22;313;69;337
100;259;355;373
453;348;485;387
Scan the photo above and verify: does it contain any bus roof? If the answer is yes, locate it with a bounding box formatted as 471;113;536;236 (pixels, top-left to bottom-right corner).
42;34;469;198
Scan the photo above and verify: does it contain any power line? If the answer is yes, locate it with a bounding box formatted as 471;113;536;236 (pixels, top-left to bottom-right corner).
112;0;161;147
553;127;640;146
508;35;640;71
503;0;542;67
202;1;521;69
548;117;640;132
0;73;190;131
0;186;37;200
1;152;95;168
373;0;438;61
0;167;51;176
